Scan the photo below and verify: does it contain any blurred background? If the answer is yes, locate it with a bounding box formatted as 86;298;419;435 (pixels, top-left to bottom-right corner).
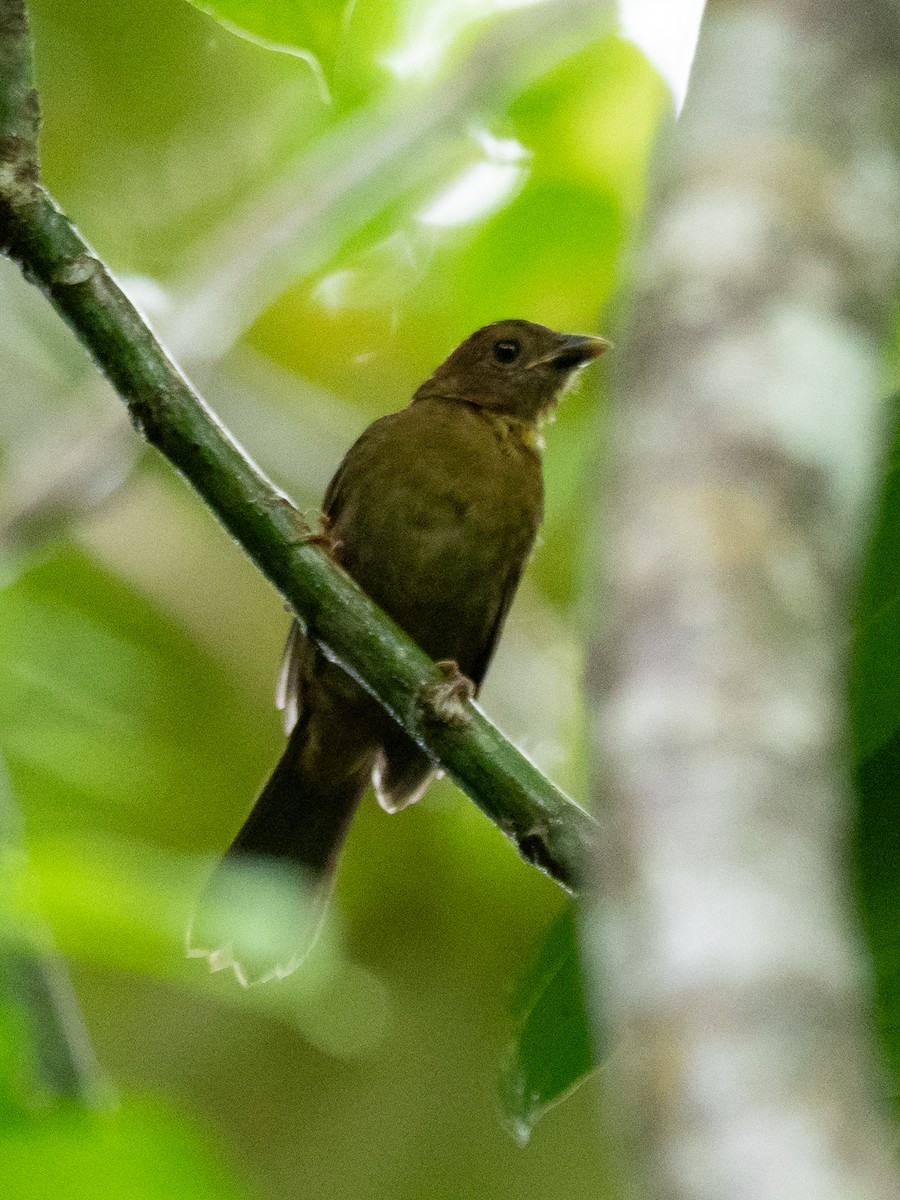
0;0;697;1195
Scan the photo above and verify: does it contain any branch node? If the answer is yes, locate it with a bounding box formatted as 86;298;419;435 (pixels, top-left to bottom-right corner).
518;822;548;852
294;511;342;558
258;492;319;544
0;134;38;199
125;396;161;444
52;254;99;288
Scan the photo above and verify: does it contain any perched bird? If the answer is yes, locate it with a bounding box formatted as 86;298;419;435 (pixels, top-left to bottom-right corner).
190;319;608;982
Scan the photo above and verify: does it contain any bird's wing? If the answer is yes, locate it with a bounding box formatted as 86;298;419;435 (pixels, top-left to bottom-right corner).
276;421;381;732
320;413;394;522
321;454;351;521
468;555;529;689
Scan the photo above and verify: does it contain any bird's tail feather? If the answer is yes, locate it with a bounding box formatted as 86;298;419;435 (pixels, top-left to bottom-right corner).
188;711;373;985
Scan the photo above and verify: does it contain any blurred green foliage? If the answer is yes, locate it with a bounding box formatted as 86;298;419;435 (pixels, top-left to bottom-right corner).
0;1100;246;1200
0;0;666;1192
11;0;900;1194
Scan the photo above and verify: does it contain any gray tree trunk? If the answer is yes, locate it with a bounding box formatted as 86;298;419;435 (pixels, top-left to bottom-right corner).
586;1;900;1196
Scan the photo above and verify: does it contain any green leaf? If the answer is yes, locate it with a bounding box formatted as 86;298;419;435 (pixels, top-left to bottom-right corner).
855;732;900;1103
501;904;597;1143
852;394;900;1107
851;394;900;764
0;1098;247;1200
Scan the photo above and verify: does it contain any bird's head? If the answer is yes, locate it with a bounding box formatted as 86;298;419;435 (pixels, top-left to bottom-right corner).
413;319;610;423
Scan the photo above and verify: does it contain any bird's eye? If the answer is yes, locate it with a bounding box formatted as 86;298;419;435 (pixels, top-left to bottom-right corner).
492;339;521;364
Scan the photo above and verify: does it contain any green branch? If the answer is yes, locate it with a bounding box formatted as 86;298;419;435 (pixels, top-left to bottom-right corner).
0;949;103;1105
0;759;103;1107
0;0;37;154
0;0;598;891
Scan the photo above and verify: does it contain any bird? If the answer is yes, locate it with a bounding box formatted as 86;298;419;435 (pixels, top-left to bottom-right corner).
188;319;608;983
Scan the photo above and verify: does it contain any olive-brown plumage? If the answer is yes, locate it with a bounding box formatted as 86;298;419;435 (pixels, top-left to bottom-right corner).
191;319;607;980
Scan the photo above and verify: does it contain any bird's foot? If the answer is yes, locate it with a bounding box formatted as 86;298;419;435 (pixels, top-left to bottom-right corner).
262;495;343;558
420;660;475;728
298;512;343;559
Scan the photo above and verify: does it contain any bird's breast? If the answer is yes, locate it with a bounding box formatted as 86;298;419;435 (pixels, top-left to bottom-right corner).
330;399;543;665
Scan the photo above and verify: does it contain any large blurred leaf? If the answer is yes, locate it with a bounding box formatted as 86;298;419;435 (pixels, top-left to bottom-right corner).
0;1099;246;1200
0;547;268;849
501;904;597;1142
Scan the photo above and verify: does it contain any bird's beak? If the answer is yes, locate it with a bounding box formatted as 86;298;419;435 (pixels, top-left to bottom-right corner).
531;333;612;370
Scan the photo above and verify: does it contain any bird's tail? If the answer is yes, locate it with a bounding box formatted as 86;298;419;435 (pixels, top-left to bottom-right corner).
187;707;374;985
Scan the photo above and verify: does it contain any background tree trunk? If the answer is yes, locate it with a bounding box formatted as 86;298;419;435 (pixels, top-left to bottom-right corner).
586;1;900;1196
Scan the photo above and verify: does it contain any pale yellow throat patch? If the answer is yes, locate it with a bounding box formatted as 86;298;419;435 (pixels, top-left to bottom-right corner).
480;409;546;453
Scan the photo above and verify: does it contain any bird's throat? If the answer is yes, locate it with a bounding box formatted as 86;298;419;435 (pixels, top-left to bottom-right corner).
477;407;545;454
